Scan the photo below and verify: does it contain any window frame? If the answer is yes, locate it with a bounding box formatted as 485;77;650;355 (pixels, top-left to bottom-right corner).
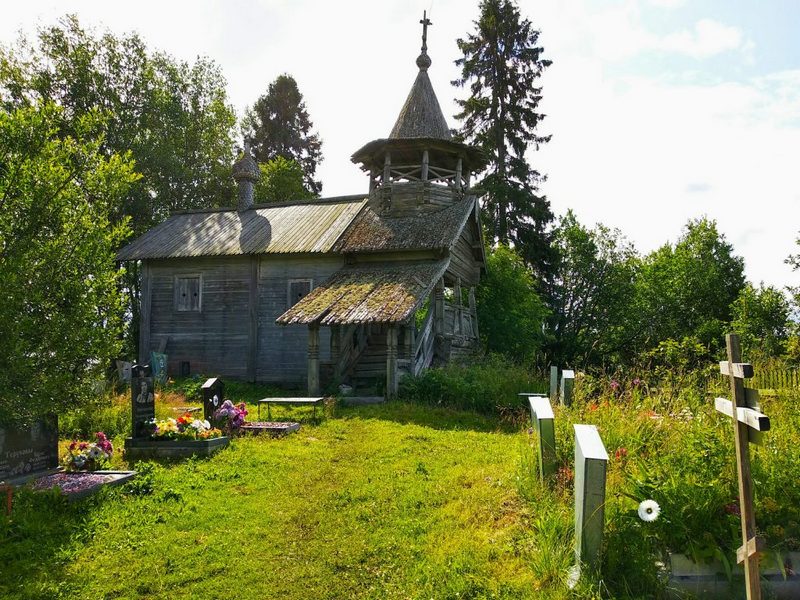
287;278;313;308
174;273;203;313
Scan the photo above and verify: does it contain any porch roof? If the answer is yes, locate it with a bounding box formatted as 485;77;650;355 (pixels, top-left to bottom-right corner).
276;259;448;326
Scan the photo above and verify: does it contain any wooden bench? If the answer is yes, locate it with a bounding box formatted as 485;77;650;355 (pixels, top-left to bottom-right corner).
257;397;324;420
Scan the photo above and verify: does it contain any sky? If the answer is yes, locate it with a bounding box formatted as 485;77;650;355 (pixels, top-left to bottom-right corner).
2;0;799;290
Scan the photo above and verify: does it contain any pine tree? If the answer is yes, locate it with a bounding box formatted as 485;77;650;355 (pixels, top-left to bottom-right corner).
242;74;323;195
453;0;554;278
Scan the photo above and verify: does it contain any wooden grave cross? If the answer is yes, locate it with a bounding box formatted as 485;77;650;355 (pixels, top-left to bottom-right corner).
717;333;769;600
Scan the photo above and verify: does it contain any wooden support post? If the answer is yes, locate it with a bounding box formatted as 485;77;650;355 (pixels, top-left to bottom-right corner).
383;153;391;184
421;149;429;181
369;168;377;192
330;325;341;379
433;278;445;337
573;424;608;573
139;260;152;365
528;395;556;481
308;324;320;396
386;325;399;399
468;287;478;339
402;324;412;360
561;370;575;406
465;172;471;190
247;256;259;383
550;366;559;403
455;157;463;191
721;333;762;600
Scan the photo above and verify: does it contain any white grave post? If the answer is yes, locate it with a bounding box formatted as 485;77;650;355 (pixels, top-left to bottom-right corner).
549;366;559;403
573;424;608;574
561;370;575;406
528;395;556;481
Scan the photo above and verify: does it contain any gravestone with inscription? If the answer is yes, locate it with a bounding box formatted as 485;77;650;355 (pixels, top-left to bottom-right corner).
131;364;155;438
0;416;59;482
202;378;224;423
150;352;168;386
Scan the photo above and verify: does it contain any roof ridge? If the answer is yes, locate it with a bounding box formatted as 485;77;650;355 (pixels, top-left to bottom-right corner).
170;195;368;216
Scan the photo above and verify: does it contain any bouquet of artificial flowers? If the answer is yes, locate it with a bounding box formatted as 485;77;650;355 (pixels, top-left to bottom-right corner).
65;432;113;471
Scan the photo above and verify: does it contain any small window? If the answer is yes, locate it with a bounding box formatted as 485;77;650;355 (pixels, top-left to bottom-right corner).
175;275;202;312
288;279;312;307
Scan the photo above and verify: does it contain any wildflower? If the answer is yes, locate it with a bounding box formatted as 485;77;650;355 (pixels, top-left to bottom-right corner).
638;499;660;522
724;501;741;517
632;378;641;387
614;447;628;460
588;403;599;412
610;380;620;391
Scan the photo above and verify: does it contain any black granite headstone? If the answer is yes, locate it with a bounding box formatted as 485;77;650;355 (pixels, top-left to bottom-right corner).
131;364;156;438
0;415;59;481
202;378;224;423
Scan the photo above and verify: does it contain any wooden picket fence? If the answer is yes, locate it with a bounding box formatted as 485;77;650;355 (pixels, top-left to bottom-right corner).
750;366;800;391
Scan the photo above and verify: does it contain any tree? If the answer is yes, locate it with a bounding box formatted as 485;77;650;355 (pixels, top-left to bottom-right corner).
730;284;791;360
475;245;549;362
547;211;639;368
453;0;554;278
0;102;134;424
254;156;315;203
635;217;745;352
0;15;238;357
242;74;323;195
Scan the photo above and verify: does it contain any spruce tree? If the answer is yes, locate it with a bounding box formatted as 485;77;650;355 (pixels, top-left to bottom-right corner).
242;74;323;195
453;0;554;278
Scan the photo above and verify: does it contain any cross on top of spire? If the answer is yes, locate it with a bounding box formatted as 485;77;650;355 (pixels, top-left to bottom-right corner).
420;10;432;53
416;10;433;71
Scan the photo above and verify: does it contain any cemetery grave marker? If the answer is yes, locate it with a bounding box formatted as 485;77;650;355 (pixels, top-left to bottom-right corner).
0;416;59;483
549;366;559;403
527;395;556;481
202;377;224;422
560;369;575;406
150;352;168;386
131;364;155;438
716;333;768;600
116;360;132;383
573;424;608;577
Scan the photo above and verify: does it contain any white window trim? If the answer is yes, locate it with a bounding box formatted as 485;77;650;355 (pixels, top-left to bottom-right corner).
174;273;203;313
287;278;313;307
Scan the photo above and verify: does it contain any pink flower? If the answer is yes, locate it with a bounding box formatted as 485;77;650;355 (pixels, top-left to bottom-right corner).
610;380;620;391
632;378;641;386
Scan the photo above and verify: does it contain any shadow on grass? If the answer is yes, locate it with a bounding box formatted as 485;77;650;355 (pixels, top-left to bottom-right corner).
333;400;522;434
0;486;106;599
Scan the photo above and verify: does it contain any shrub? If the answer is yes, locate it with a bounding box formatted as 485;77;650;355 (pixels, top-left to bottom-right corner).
399;354;546;415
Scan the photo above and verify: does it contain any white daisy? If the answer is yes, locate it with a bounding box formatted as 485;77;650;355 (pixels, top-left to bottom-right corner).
638;499;660;522
88;445;103;459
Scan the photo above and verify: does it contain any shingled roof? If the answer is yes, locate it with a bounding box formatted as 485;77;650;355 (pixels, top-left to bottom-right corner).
276;259;448;325
389;68;451;140
116;197;366;260
335;196;478;253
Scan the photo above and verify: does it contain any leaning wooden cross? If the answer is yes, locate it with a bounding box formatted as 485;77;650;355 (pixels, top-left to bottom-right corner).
717;333;769;600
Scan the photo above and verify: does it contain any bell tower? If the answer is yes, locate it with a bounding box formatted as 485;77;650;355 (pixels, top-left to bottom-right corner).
351;11;486;217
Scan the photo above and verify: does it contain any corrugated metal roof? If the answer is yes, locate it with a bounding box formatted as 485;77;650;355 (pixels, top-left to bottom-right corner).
116;197;367;260
276;259;448;326
334;196;477;253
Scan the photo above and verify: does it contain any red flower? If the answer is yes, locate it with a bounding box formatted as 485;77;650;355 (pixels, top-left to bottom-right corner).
614;447;628;460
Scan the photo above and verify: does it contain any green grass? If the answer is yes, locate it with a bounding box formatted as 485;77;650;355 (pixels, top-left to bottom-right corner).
0;401;580;600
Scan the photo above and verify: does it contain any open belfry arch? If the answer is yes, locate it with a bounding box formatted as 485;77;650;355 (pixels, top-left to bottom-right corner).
117;13;487;398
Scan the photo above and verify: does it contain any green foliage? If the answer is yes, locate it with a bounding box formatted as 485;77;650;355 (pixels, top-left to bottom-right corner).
242;74;323;195
476;245;549;361
0;102;134;424
730;283;791;360
547;211;639;368
254;156;315;203
635;217;745;353
399;354;546;415
453;0;554;278
0;15;238;358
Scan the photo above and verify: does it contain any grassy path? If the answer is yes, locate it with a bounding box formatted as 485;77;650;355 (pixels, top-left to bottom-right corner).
0;403;575;599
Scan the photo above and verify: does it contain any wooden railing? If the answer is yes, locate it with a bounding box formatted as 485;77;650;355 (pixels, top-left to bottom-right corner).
334;323;369;380
412;309;435;376
443;303;477;338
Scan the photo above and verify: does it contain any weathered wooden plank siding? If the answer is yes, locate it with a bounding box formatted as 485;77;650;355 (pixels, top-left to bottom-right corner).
256;255;344;384
447;226;481;286
148;256;251;378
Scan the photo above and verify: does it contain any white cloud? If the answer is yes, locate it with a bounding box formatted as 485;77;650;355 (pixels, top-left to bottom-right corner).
658;18;743;58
